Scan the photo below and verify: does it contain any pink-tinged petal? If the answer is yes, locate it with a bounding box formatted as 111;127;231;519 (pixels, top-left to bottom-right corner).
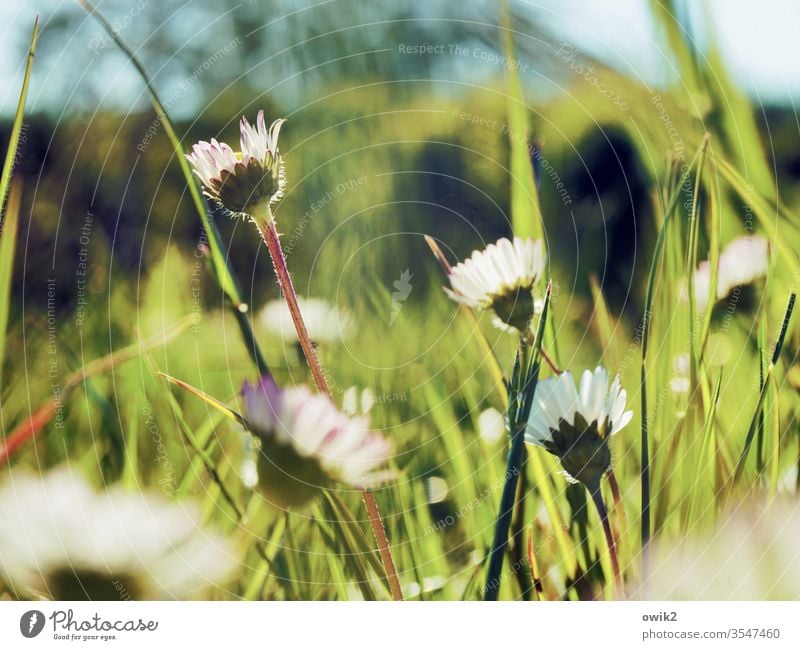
242;375;283;436
241;377;392;488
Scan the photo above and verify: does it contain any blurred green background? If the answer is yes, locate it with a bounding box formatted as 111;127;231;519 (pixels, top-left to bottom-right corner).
2;0;799;600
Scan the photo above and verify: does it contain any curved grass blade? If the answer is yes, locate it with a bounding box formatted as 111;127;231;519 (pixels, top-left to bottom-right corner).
733;293;796;484
77;0;269;376
157;372;245;426
0;17;37;216
0;315;193;465
0;18;38;389
500;1;543;240
640;136;708;558
0;182;22;391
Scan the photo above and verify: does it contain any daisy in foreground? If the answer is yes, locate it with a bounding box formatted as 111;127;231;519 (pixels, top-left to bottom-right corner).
259;297;354;345
636;498;800;599
186;110;286;216
242;375;393;509
0;469;236;600
526;366;633;588
444;237;546;333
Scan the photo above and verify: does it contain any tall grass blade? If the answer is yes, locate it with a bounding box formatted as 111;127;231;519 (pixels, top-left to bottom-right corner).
640;137;708;557
500;1;543;240
0;17;36;217
733;293;796;484
0;182;22;391
77;0;270;376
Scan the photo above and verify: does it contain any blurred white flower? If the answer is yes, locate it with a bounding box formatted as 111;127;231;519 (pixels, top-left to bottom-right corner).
477;407;505;444
260;297;353;344
637;498;800;599
444;237;546;332
670;353;691;395
423;476;449;504
242;376;393;508
404;575;447;598
673;353;690;376
0;468;236;600
719;235;769;287
778;465;798;495
669;376;691;395
525;366;633;487
186;110;286;214
342;386;376;416
689;235;769;311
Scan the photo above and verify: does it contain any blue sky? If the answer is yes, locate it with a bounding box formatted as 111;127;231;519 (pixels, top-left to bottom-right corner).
1;0;798;116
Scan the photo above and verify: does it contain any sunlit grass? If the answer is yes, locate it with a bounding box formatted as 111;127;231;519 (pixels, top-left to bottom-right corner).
1;3;799;602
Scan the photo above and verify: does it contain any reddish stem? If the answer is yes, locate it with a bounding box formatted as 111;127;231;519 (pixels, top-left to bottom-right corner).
257;217;331;397
255;206;403;600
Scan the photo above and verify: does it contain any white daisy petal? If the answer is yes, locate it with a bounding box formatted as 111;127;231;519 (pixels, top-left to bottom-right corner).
242;377;392;490
527;366;632;446
445;237;547;332
187;112;287;213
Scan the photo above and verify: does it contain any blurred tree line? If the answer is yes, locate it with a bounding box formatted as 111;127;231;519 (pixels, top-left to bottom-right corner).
3;0;799;326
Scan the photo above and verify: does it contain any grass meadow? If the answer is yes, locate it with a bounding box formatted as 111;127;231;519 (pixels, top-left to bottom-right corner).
1;1;799;602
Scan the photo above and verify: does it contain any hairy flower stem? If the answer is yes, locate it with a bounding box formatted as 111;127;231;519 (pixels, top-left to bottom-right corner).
254;208;330;397
588;479;623;597
251;202;403;601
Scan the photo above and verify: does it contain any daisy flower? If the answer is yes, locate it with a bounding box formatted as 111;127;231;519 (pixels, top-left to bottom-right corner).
242;375;393;508
444;237;546;333
186;110;286;214
0;468;236;600
259;297;353;345
525;366;633;488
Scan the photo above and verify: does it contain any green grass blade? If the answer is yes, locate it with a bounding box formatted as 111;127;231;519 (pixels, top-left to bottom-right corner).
0;18;37;389
0;17;37;216
733;294;796;484
640;137;707;556
78;1;270;377
500;1;543;240
686;369;723;530
0;183;21;391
